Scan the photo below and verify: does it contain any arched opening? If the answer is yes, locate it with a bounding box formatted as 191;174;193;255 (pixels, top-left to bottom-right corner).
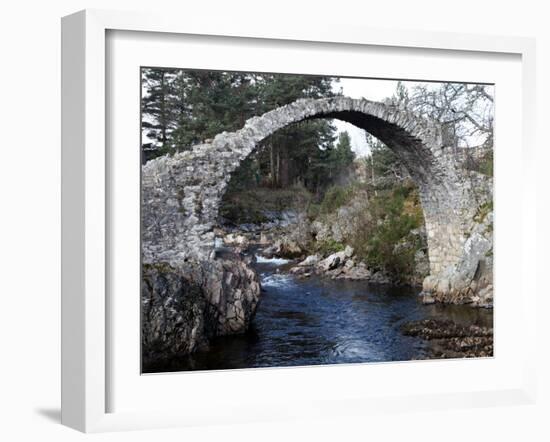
219;115;429;286
141;94;493;372
226;98;466;272
141;95;489;294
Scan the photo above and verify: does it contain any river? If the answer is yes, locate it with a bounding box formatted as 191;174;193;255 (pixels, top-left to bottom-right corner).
153;253;492;372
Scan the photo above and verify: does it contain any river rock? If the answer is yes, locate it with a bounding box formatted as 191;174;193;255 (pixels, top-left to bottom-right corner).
420;292;436;304
141;252;260;368
259;232;269;245
344;245;354;258
280;239;302;257
223;233;249;247
309;191;370;244
401;318;493;358
297;254;320;267
310;220;331;243
289;265;311;277
343;259;355;270
369;271;392;284
318;250;347;271
474;284;493;308
263;237;303;258
332;261;369;280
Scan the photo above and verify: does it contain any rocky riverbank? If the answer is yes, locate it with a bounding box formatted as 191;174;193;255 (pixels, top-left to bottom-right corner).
141;252;260;370
218;178;493;308
286;246;398;284
402;318;493;359
218;200;429;287
221;229;401;285
141;213;493;368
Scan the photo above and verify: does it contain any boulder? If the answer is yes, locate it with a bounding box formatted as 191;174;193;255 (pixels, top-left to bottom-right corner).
310;220;331;243
369;271;392;284
297;254;320;267
318;251;347;271
279;239;302;257
223;233;249;247
421;292;436;304
343;259;355;271
263;237;303;258
343;245;354;258
141;253;260;369
289;265;311;277
474;284;493;308
259;232;269;245
333;262;372;280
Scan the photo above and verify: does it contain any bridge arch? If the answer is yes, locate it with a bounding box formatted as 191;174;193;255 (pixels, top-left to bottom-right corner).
142;96;481;297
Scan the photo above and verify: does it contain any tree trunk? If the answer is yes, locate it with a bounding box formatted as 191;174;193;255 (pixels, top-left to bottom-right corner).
279;144;290;188
275;145;280;188
269;142;275;188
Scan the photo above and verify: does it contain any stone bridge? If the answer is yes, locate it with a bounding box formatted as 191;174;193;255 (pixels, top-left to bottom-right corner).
142;96;493;303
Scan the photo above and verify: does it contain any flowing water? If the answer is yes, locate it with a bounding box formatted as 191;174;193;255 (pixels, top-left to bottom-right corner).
159;254;492;372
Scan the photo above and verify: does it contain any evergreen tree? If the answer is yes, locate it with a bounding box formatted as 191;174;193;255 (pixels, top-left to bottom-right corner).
254;73;337;189
141;68;347;194
332;131;355;170
141;68;178;161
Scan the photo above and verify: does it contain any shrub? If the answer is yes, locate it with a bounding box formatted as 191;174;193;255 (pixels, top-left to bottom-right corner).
318;185;356;214
349;182;425;281
314;238;345;256
306;202;321;221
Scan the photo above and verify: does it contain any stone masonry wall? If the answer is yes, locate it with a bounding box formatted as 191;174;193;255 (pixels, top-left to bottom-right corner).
141;96;492;304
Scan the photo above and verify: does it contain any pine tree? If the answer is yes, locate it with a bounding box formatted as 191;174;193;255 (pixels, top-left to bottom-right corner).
254;73;337;189
141;68;178;161
141;68;342;194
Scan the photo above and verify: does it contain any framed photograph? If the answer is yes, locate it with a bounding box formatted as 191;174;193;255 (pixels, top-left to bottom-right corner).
61;9;537;432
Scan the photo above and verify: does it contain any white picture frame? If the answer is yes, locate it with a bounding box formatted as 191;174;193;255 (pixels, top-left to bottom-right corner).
61;9;537;433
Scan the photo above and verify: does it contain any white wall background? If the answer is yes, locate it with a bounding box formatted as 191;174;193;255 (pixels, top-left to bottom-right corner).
0;1;547;441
